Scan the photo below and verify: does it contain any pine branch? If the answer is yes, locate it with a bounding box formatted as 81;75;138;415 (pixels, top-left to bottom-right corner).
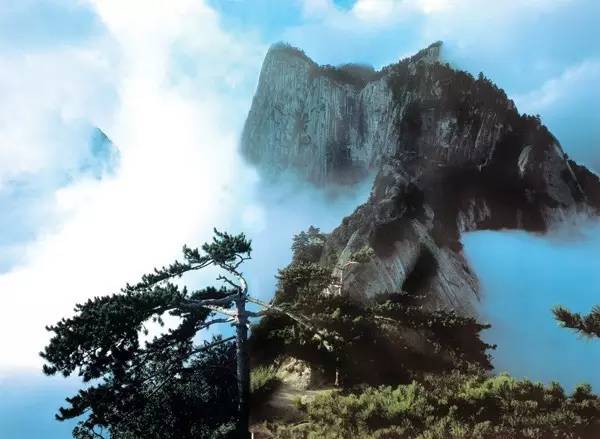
217;274;242;291
123;260;212;293
246;295;339;351
553;305;600;338
145;336;236;397
182;294;238;309
189;336;236;356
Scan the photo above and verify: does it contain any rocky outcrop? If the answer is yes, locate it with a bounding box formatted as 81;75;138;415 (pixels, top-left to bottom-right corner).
241;42;600;315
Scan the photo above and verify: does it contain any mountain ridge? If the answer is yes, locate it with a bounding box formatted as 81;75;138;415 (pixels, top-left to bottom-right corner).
241;42;600;315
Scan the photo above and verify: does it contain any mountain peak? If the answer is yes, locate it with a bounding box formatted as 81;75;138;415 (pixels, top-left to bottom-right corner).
241;44;600;314
411;41;443;65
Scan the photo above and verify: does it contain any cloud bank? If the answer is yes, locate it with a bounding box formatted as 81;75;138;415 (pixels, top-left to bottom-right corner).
1;0;598;387
0;0;374;374
0;0;266;372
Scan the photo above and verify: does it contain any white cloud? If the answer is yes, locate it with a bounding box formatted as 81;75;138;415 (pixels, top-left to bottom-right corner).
351;0;421;23
415;0;576;53
301;0;339;18
0;0;266;372
513;59;600;113
297;0;576;46
0;46;114;191
350;0;574;24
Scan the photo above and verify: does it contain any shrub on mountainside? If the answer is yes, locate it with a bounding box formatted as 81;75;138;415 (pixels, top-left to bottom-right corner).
291;226;327;264
270;371;600;439
250;258;493;386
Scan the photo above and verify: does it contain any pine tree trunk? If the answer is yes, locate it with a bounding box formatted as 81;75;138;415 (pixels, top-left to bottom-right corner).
235;297;251;438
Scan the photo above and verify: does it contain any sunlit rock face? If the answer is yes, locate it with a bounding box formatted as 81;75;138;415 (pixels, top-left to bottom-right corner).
241;42;600;315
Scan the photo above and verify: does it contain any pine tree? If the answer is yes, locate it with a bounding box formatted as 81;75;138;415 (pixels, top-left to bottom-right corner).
553;305;600;338
251;261;494;387
42;230;262;438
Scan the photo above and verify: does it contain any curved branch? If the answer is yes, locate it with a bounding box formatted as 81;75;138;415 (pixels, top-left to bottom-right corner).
203;305;237;318
216;262;248;297
217;275;241;291
197;317;235;329
246;295;337;351
189;336;236;355
182;294;237;308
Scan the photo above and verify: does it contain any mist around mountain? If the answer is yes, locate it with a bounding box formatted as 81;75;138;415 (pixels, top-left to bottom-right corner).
20;41;600;439
3;0;600;437
35;40;600;439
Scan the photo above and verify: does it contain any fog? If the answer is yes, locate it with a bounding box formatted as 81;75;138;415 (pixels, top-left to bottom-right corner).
1;1;599;436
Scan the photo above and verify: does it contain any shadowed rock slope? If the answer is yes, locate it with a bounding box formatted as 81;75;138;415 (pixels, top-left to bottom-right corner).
242;42;600;315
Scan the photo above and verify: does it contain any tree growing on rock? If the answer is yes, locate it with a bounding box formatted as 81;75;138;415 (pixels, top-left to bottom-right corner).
251;260;494;388
291;225;326;264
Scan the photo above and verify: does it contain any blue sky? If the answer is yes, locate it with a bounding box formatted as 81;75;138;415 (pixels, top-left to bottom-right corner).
0;0;598;437
464;225;600;391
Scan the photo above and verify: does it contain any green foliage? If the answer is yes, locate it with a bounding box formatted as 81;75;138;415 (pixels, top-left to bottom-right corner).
315;64;379;89
553;305;600;338
350;245;375;264
274;262;332;305
269;42;315;66
72;341;238;439
201;229;252;266
270;43;380;89
251;262;493;386
291;226;326;264
41;230;252;438
271;371;600;438
41;282;188;380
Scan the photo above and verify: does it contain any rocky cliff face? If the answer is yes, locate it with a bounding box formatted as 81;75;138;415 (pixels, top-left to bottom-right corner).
242;42;600;315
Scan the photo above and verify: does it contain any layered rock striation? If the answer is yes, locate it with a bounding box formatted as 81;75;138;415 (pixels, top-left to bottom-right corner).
241;42;600;315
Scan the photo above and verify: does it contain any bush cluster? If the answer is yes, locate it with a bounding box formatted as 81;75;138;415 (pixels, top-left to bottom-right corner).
251;257;493;386
271;371;600;438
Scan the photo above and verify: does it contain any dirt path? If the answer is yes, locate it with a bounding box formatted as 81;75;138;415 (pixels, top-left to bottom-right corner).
252;382;332;422
250;383;334;437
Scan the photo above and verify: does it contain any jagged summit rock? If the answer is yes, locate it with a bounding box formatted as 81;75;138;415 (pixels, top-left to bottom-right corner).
241;41;444;184
241;42;600;315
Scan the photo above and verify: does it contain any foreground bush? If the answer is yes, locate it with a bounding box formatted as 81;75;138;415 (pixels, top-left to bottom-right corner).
270;371;600;438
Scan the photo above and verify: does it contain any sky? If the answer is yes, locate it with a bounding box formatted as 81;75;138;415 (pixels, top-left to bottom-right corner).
0;0;598;437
